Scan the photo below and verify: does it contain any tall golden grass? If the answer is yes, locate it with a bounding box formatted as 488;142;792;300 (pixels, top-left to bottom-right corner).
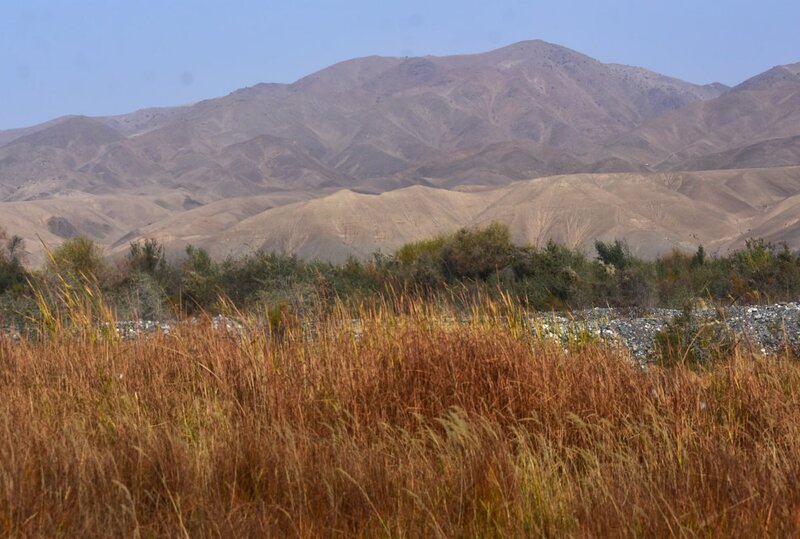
2;294;800;537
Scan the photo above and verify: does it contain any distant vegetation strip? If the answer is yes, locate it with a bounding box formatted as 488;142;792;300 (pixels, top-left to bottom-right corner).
2;222;800;325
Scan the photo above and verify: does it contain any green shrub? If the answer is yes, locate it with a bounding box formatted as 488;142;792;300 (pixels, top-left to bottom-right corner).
617;260;657;308
112;272;171;320
8;220;800;323
47;236;107;283
595;239;631;270
396;236;447;267
441;222;514;280
691;245;706;267
180;245;221;312
512;241;590;308
654;305;736;367
127;238;167;276
0;229;28;296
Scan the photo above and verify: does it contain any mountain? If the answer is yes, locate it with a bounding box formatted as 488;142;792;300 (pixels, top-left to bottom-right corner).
125;167;798;263
0;40;729;202
675;135;800;171
5;164;794;266
1;40;799;265
603;62;800;169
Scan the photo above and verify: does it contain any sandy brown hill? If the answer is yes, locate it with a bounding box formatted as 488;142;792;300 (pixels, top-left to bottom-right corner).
4;167;800;266
740;193;800;248
0;189;320;267
207;187;499;261
108;191;324;255
126;167;799;263
474;167;800;256
0;194;182;265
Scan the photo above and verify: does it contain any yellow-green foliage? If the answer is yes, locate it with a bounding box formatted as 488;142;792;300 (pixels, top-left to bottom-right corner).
47;236;108;282
29;240;117;344
29;270;117;344
396;235;448;266
441;222;514;279
0;227;27;295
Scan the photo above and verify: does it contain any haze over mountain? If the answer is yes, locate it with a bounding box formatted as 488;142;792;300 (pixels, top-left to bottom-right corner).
1;40;798;265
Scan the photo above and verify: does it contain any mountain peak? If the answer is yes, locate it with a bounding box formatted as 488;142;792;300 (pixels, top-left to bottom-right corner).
480;39;592;64
782;61;800;76
1;40;798;266
12;116;123;149
735;63;800;91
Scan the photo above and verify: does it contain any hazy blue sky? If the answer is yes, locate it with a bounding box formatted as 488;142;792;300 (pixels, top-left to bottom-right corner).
2;0;798;129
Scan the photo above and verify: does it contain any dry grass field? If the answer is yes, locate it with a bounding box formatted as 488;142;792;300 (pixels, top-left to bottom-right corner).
2;296;800;537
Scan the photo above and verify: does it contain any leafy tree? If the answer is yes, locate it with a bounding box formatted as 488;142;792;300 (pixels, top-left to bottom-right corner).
47;236;107;282
128;238;167;276
179;245;220;311
0;228;28;295
594;239;631;270
396;236;447;267
691;245;706;267
441;222;514;280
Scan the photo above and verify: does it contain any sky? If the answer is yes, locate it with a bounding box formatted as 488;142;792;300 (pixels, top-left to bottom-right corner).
2;0;799;129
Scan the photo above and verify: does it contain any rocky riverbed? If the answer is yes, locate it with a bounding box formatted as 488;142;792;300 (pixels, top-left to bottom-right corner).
3;304;800;363
530;303;800;362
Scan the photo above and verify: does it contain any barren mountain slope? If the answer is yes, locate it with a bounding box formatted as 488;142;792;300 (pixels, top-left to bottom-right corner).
151;167;800;262
4;167;800;266
0;194;180;266
207;186;500;261
675;135;800;172
0;117;176;201
0;40;728;201
1;42;799;267
604;63;800;169
396;139;586;188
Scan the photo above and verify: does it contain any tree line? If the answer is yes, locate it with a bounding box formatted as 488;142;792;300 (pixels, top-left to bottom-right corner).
3;223;800;321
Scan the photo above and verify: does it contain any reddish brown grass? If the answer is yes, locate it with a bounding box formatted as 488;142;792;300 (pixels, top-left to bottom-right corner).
2;300;800;537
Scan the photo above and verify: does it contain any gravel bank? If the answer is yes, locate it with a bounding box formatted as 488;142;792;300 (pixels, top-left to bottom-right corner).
531;303;800;362
4;304;800;363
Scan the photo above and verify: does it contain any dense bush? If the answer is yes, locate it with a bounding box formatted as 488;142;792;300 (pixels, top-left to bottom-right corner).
511;241;590;308
112;239;176;319
0;228;31;325
595;239;631;270
440;222;514;280
127;238;168;276
46;236;108;284
178;245;221;312
6;225;800;318
0;228;28;296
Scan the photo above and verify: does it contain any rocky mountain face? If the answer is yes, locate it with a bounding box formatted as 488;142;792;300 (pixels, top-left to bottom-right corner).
1;40;798;265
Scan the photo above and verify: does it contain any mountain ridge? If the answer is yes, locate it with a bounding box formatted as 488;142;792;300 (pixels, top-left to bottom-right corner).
0;40;798;265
